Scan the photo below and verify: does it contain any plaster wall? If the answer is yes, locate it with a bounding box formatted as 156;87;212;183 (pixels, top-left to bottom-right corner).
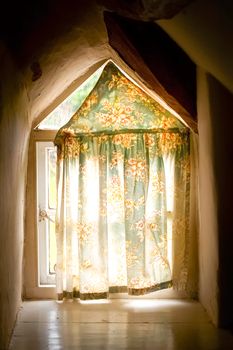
158;0;233;94
158;0;233;326
197;68;219;325
0;45;30;349
206;73;233;327
27;3;110;127
197;67;233;327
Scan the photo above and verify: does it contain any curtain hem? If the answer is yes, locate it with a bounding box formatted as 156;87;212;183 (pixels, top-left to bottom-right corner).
57;280;173;300
128;280;172;295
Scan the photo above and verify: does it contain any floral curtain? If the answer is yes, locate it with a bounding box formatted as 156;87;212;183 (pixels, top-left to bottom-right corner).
55;62;191;300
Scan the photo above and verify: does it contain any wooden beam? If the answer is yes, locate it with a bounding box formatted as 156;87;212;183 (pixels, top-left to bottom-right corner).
104;12;197;132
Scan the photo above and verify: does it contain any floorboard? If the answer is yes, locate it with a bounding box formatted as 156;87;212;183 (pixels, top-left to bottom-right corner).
9;299;233;349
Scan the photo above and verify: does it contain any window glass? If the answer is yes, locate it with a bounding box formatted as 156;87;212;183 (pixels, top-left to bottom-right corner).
36;67;103;130
48;148;57;209
49;221;56;275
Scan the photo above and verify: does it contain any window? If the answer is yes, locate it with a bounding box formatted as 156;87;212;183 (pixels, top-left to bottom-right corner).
36;66;103;130
34;64;106;286
36;142;57;285
31;60;192;296
35;144;175;287
54;62;190;298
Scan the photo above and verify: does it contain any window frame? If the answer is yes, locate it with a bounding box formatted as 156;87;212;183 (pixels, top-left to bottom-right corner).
24;130;187;299
36;141;57;286
23;59;191;300
24;130;57;299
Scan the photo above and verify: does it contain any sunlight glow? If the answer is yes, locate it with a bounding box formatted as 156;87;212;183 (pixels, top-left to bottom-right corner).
164;155;175;272
85;160;99;222
124;299;182;310
108;58;188;129
79;299;111;304
36;65;103;130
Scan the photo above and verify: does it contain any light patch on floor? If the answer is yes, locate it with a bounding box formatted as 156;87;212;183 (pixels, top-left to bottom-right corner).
9;299;233;349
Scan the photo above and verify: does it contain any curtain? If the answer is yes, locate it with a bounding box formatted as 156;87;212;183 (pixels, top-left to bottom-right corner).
55;62;192;300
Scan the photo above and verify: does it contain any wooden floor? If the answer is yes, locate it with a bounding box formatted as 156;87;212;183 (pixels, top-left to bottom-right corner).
9;299;233;349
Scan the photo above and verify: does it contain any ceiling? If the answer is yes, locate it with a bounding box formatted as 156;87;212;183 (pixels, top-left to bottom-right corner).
0;0;232;124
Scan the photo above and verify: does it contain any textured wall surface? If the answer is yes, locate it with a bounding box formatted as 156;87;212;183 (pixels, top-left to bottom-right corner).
197;68;233;327
0;45;30;349
207;74;233;328
158;0;233;94
99;0;193;21
27;2;110;126
197;68;219;325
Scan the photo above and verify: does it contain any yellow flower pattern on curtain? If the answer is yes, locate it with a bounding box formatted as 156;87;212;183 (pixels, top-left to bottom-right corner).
55;62;190;300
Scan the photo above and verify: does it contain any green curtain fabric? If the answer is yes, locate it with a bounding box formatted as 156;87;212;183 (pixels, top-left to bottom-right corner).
55;62;190;300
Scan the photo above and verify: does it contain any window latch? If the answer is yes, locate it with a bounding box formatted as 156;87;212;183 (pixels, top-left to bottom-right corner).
39;207;55;223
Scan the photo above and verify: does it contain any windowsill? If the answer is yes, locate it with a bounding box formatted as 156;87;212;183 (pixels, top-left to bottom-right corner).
39;284;56;288
24;286;56;300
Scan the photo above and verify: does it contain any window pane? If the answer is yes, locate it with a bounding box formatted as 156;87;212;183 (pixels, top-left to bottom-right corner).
49;221;57;274
36;66;103;130
48;148;57;209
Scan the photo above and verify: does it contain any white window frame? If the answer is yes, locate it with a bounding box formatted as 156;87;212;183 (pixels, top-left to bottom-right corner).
36;141;57;286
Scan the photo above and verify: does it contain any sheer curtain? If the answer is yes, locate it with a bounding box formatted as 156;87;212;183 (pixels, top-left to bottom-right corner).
54;62;193;300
